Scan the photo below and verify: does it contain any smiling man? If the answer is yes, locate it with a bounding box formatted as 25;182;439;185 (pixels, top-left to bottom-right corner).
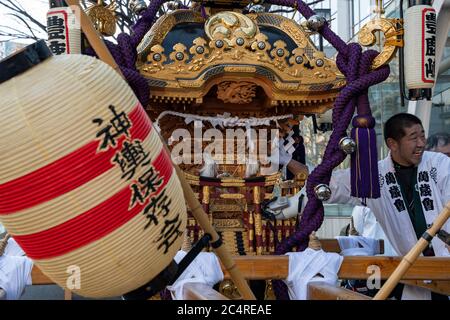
284;113;450;299
384;114;429;242
324;113;450;299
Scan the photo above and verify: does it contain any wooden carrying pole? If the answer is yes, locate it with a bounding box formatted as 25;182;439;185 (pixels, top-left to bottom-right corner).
65;0;123;77
373;201;450;300
65;0;256;300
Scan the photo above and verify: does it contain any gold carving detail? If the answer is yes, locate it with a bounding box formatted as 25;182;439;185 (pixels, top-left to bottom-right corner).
205;11;259;46
137;11;346;108
86;1;117;37
219;193;245;200
217;81;257;104
254;212;262;236
142;45;166;73
202;186;210;204
358;17;404;69
213;219;243;229
188;38;210;71
280;21;308;48
169;43;189;73
210;204;243;212
253;186;261;204
141;31;340;84
251;33;271;64
224;66;256;73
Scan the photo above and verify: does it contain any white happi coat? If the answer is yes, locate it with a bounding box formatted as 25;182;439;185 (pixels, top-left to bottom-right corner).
326;151;450;299
328;151;450;257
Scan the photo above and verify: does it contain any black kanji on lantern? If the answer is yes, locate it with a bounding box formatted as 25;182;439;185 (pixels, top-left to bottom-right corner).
47;15;67;55
47;16;65;39
156;213;183;254
47;41;66;55
425;58;435;78
130;165;163;208
425;36;436;56
394;199;406;212
113;139;149;180
425;12;436;33
389;185;401;199
422;198;434;211
385;172;396;185
418;171;430;183
143;189;172;229
47;15;64;28
93;105;131;150
425;14;436;34
47;28;65;40
419;184;432;197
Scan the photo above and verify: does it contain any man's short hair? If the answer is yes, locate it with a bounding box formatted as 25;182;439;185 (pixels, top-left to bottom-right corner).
384;113;423;143
426;132;450;151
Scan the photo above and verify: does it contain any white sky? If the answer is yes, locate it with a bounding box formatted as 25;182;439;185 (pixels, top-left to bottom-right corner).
0;0;48;42
0;0;375;43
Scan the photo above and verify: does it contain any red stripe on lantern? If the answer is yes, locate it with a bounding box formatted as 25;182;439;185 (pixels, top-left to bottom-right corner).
13;149;174;260
0;103;151;214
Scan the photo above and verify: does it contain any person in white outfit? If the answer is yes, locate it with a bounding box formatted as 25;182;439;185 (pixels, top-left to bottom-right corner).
351;205;397;256
284;113;450;300
426;132;450;157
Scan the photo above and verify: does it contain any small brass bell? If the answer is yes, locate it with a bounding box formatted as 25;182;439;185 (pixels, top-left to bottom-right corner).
339;137;357;154
314;184;331;201
129;0;147;15
306;15;327;32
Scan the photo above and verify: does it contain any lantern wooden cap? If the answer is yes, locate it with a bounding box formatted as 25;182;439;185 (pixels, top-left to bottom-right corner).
0;40;52;85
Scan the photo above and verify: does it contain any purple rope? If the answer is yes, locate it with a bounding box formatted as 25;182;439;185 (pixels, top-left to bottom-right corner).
269;0;348;55
258;0;390;299
200;5;208;19
84;0;389;300
160;288;172;300
131;0;171;48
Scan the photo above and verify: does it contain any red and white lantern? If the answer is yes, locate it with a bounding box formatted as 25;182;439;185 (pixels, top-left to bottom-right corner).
0;42;187;298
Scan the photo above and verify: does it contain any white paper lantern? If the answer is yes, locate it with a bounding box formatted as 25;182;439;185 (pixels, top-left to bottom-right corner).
404;5;436;91
0;42;187;298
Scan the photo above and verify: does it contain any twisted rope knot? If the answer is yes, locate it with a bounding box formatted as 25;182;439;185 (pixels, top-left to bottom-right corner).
275;43;389;255
267;0;391;300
